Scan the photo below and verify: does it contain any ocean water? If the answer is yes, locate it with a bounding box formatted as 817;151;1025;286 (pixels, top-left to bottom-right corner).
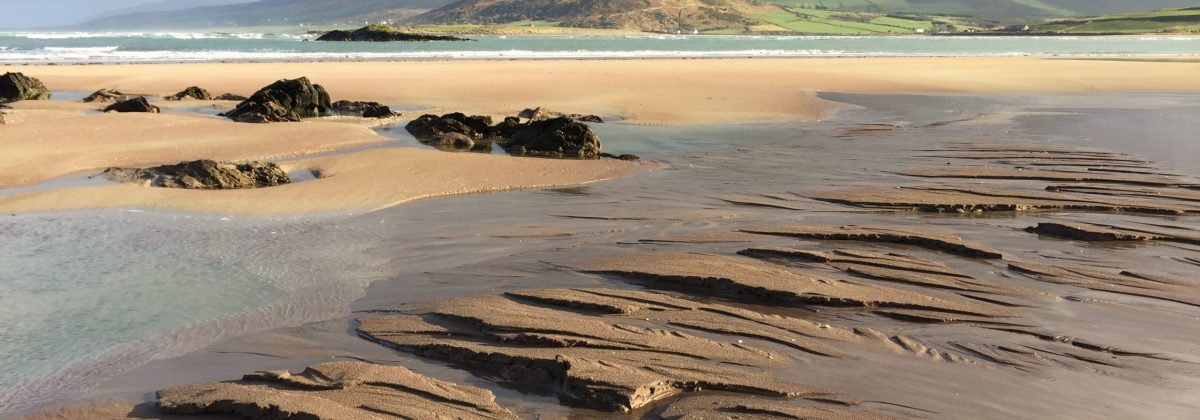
1;32;1199;63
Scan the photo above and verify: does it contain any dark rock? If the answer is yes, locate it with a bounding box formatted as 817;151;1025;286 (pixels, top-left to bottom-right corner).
506;117;602;159
332;100;398;118
489;116;524;138
316;25;468;42
428;132;476;150
102;160;289;189
83;88;128;103
0;72;50;102
103;97;160;113
519;107;604;123
214;93;247;101
165;86;212;101
224;77;331;123
600;152;640;161
405;113;493;139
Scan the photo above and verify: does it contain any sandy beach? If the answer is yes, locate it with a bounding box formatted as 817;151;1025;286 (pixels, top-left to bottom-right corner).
4;57;1200;419
3;57;1200;214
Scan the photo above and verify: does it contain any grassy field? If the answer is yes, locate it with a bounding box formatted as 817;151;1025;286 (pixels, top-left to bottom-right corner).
730;5;981;35
1033;8;1200;34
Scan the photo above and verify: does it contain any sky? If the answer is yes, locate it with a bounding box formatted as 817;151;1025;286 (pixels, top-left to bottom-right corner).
0;0;250;29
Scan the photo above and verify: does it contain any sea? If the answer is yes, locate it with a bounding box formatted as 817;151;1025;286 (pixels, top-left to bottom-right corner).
1;31;1199;63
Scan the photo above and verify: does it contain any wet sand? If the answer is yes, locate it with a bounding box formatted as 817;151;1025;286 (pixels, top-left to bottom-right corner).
7;91;1199;419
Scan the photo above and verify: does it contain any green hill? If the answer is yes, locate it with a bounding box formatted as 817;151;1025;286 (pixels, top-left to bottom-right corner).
1031;7;1200;33
759;0;1200;18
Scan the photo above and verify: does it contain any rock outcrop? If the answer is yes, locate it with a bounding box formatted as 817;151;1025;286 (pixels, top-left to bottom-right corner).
103;97;160;113
0;72;50;102
316;25;468;42
102;160;289;189
519;106;604;123
164;86;212;101
223;77;331;123
429;132;476;150
214;93;248;101
82;88;129;103
505;117;602;159
405;112;493;139
332;100;398;118
157;361;518;420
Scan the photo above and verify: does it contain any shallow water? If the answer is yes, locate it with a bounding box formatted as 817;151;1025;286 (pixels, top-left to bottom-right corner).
0;211;391;413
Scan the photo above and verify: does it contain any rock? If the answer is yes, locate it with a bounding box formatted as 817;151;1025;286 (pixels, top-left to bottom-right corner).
405;113;493;139
428;132;475;150
506;117;602;159
82;88;128;103
103;97;160;113
157;361;518;420
332;100;397;118
489;116;524;138
164;86;212;101
316;25;468;42
102;160;289;189
519;106;604;123
229;100;299;123
224;77;331;123
214;93;247;101
0;72;51;102
600;152;640;161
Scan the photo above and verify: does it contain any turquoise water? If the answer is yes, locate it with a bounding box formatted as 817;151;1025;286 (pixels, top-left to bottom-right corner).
1;32;1199;63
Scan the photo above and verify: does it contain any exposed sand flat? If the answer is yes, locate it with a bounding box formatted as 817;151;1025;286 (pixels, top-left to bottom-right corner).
0;102;384;189
156;361;518;419
7;57;1200;125
0;147;649;214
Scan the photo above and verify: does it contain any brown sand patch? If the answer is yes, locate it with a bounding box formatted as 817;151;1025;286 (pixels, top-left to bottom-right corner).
805;186;1194;215
738;247;1030;296
742;225;1004;259
660;395;890;420
572;253;1009;317
1008;261;1200;309
901;167;1198;188
357;293;830;412
156;361;517;419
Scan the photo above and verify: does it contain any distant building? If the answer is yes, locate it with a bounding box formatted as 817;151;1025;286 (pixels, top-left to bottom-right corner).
1004;24;1031;32
913;28;925;34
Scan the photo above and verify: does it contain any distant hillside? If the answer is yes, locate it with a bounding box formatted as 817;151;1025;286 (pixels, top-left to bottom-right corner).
760;0;1200;18
1031;7;1200;33
74;0;455;29
75;0;1200;33
409;0;759;33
